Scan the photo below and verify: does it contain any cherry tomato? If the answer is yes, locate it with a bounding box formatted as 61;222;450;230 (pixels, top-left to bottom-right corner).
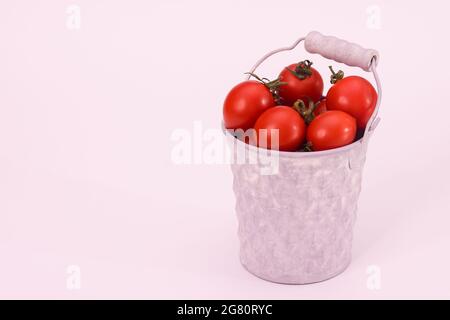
254;106;306;151
307;110;357;151
313;99;327;116
223;80;275;130
326;76;377;129
278;61;324;106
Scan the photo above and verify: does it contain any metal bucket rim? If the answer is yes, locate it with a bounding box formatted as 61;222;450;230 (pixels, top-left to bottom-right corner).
223;124;366;159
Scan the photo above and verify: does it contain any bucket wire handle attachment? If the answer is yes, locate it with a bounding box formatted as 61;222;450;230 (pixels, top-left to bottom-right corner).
246;31;382;145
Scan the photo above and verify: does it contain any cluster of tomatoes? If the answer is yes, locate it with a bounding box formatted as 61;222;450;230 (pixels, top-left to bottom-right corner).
223;59;377;152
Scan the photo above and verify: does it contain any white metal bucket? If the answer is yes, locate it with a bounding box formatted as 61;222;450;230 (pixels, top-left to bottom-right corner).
226;31;382;284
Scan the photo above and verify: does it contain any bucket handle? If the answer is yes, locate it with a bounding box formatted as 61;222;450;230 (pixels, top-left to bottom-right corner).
246;31;382;144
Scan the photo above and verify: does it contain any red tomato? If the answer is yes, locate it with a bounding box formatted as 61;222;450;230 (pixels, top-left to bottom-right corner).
313;99;327;116
326;76;377;129
254;106;306;151
223;80;275;130
307;111;357;151
278;61;324;106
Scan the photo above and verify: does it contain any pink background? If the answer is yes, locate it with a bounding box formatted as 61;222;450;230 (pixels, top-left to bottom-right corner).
1;0;449;299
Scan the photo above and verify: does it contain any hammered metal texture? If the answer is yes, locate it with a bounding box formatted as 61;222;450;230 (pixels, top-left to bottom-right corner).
229;139;369;284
